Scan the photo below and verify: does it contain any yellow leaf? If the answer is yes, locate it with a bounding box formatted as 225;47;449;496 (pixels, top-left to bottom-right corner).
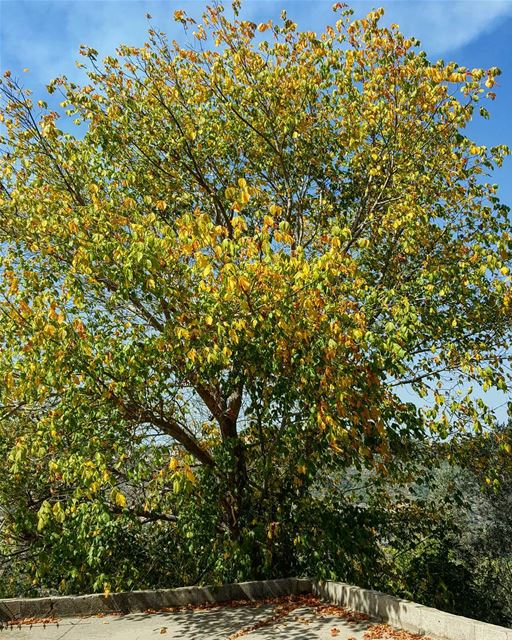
238;276;250;290
226;277;236;294
43;324;57;337
114;491;126;508
156;200;167;211
184;465;196;484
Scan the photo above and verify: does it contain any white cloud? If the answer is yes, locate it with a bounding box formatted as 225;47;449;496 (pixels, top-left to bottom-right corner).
239;0;512;57
1;0;192;85
2;0;511;88
378;0;512;56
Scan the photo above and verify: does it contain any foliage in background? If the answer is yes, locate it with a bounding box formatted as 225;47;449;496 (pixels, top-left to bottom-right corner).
0;1;511;626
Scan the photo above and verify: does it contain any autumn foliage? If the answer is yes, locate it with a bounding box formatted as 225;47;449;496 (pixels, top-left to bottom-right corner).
0;3;510;595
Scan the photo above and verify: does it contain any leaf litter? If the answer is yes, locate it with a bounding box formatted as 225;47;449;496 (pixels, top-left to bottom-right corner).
1;593;431;639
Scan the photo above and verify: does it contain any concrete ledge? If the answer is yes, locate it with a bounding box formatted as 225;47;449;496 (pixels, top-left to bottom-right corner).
0;577;312;622
312;580;512;640
3;576;510;640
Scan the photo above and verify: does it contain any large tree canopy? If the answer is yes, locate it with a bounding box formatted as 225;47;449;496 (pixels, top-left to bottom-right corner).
0;3;511;591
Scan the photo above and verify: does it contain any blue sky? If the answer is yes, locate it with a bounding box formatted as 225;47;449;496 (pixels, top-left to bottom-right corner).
1;0;511;420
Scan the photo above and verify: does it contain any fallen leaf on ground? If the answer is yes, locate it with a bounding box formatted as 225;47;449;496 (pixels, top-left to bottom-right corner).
364;623;431;640
294;614;311;624
318;603;370;622
226;599;305;639
1;616;58;627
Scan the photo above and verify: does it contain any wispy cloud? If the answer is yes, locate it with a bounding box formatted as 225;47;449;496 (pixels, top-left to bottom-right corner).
376;1;512;57
237;1;512;58
1;1;179;85
1;0;512;88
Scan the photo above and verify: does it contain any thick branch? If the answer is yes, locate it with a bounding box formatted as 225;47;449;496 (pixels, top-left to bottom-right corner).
123;402;215;467
195;382;241;441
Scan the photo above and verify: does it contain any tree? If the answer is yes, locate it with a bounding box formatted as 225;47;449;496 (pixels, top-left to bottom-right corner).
0;3;511;589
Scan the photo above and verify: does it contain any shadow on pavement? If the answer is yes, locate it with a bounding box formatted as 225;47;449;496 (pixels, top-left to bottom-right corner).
110;603;373;639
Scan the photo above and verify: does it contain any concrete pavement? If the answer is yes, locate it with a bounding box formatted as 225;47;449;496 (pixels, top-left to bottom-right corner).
0;602;387;639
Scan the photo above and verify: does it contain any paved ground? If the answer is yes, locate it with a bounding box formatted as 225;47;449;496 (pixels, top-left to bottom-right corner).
0;603;385;640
